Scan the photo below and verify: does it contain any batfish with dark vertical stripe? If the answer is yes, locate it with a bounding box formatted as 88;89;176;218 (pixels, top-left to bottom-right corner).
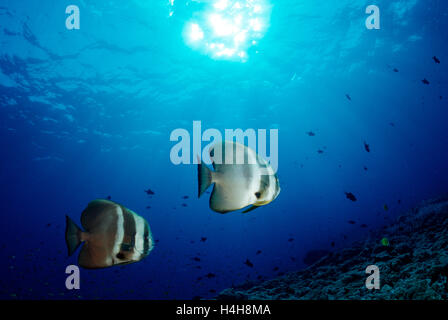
198;141;280;214
65;199;154;269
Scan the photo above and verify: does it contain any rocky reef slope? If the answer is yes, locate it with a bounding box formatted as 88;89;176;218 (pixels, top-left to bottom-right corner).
218;195;448;300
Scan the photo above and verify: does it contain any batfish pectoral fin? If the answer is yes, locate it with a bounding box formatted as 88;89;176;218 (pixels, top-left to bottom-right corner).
78;242;111;269
210;184;252;213
242;205;259;214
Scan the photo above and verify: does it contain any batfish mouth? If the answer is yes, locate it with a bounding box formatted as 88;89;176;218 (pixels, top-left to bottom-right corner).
255;190;280;206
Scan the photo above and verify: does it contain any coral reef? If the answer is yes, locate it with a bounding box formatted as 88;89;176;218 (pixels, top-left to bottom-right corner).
218;195;448;300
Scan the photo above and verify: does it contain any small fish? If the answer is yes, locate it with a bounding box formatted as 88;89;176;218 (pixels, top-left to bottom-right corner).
288;238;294;242
198;141;280;214
384;204;389;211
209;289;216;293
363;141;370;153
192;257;201;262
317;149;324;154
181;203;188;207
273;267;279;271
146;206;151;210
256;250;262;255
363;166;368;171
345;94;352;101
65;199;154;269
306;131;316;137
290;257;296;262
331;241;335;247
200;237;207;242
144;189;155;195
244;259;254;268
393;68;399;72
46;223;52;228
205;273;216;279
433;56;440;64
360;224;368;228
182;196;189;199
106;196;112;200
381;237;390;247
422;78;430;85
348;220;356;225
345;192;357;202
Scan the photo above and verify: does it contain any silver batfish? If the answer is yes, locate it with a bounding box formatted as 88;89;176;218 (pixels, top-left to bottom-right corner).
198;141;280;213
65;199;154;269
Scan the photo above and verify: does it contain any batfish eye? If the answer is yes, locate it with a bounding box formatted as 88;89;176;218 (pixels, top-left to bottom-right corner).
255;192;261;199
116;252;125;260
210;149;214;157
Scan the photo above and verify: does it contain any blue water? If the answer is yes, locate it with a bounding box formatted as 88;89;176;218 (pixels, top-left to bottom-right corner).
0;0;447;300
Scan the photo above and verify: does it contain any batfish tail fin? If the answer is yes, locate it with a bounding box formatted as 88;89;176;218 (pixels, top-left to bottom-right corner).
65;215;83;257
198;157;213;198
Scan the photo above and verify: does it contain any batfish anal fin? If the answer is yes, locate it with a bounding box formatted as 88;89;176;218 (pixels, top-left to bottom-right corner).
242;205;259;214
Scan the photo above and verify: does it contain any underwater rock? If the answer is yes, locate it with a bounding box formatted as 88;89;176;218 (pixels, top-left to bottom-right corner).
217;194;448;300
303;250;331;266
